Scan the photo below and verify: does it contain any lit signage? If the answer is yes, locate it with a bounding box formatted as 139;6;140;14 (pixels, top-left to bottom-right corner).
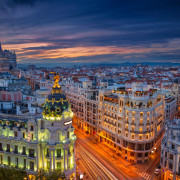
64;121;72;126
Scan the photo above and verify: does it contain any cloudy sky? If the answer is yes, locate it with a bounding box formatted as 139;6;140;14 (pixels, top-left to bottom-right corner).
0;0;180;64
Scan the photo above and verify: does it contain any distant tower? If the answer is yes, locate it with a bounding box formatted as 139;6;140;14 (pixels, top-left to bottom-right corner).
0;42;2;51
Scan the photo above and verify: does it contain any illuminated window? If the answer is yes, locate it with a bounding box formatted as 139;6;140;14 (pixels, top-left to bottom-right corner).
140;119;143;125
132;135;134;139
139;128;142;133
132;118;135;124
126;133;128;137
126;110;129;115
132;112;135;116
147;118;149;123
126;118;128;123
139;135;142;140
146;135;148;139
14;122;17;127
140;112;143;117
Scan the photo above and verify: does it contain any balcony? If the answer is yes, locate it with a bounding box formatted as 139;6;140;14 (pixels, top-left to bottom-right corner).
139;123;144;126
131;122;136;126
22;152;26;155
29;154;35;158
56;155;62;159
14;150;18;154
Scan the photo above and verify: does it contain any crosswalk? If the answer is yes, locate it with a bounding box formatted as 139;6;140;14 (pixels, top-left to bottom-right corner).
137;172;152;180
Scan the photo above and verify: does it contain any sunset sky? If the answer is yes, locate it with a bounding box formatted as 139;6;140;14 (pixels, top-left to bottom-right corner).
0;0;180;64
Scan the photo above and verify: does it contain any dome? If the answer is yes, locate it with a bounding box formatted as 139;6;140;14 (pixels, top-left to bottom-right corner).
42;73;72;120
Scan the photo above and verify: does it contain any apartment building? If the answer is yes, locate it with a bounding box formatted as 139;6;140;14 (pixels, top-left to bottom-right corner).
65;78;99;135
161;118;180;180
165;94;176;120
98;82;165;163
65;79;165;163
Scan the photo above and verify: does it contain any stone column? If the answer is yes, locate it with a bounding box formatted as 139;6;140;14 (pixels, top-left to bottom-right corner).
36;146;39;171
67;148;69;170
53;149;55;170
64;149;66;170
50;150;52;171
42;145;44;169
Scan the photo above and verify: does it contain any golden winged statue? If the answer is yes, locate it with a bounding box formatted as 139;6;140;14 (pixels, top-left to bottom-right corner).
51;72;60;88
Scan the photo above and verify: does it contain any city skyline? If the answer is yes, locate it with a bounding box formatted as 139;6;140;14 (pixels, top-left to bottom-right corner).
0;0;180;64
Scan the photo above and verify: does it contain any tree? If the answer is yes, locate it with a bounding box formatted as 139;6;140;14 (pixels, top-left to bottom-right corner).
35;170;66;180
0;167;27;180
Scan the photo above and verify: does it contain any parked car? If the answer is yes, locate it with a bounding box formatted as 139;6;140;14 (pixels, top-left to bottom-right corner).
154;169;161;175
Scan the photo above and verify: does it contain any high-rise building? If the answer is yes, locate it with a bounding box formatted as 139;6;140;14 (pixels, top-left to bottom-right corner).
0;74;76;179
0;43;17;70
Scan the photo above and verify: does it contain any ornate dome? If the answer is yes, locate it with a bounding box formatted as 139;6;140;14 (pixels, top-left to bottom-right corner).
43;73;73;120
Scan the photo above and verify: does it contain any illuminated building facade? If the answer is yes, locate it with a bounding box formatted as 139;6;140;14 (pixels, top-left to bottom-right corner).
161;118;180;180
65;81;165;163
65;79;99;135
98;83;165;163
0;74;76;179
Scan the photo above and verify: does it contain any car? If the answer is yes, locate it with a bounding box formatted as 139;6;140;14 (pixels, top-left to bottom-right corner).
154;169;161;175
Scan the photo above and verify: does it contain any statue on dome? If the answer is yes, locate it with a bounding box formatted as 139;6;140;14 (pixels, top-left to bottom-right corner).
51;72;60;88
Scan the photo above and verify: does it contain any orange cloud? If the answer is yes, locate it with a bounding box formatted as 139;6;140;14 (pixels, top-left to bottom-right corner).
3;39;180;61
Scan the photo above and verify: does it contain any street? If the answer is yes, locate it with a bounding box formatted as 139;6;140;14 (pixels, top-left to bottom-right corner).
75;128;162;180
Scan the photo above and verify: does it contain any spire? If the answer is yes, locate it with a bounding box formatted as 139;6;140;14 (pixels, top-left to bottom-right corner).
0;42;2;50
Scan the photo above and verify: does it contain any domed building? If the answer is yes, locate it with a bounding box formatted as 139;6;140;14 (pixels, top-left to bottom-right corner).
0;73;76;180
40;73;76;178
